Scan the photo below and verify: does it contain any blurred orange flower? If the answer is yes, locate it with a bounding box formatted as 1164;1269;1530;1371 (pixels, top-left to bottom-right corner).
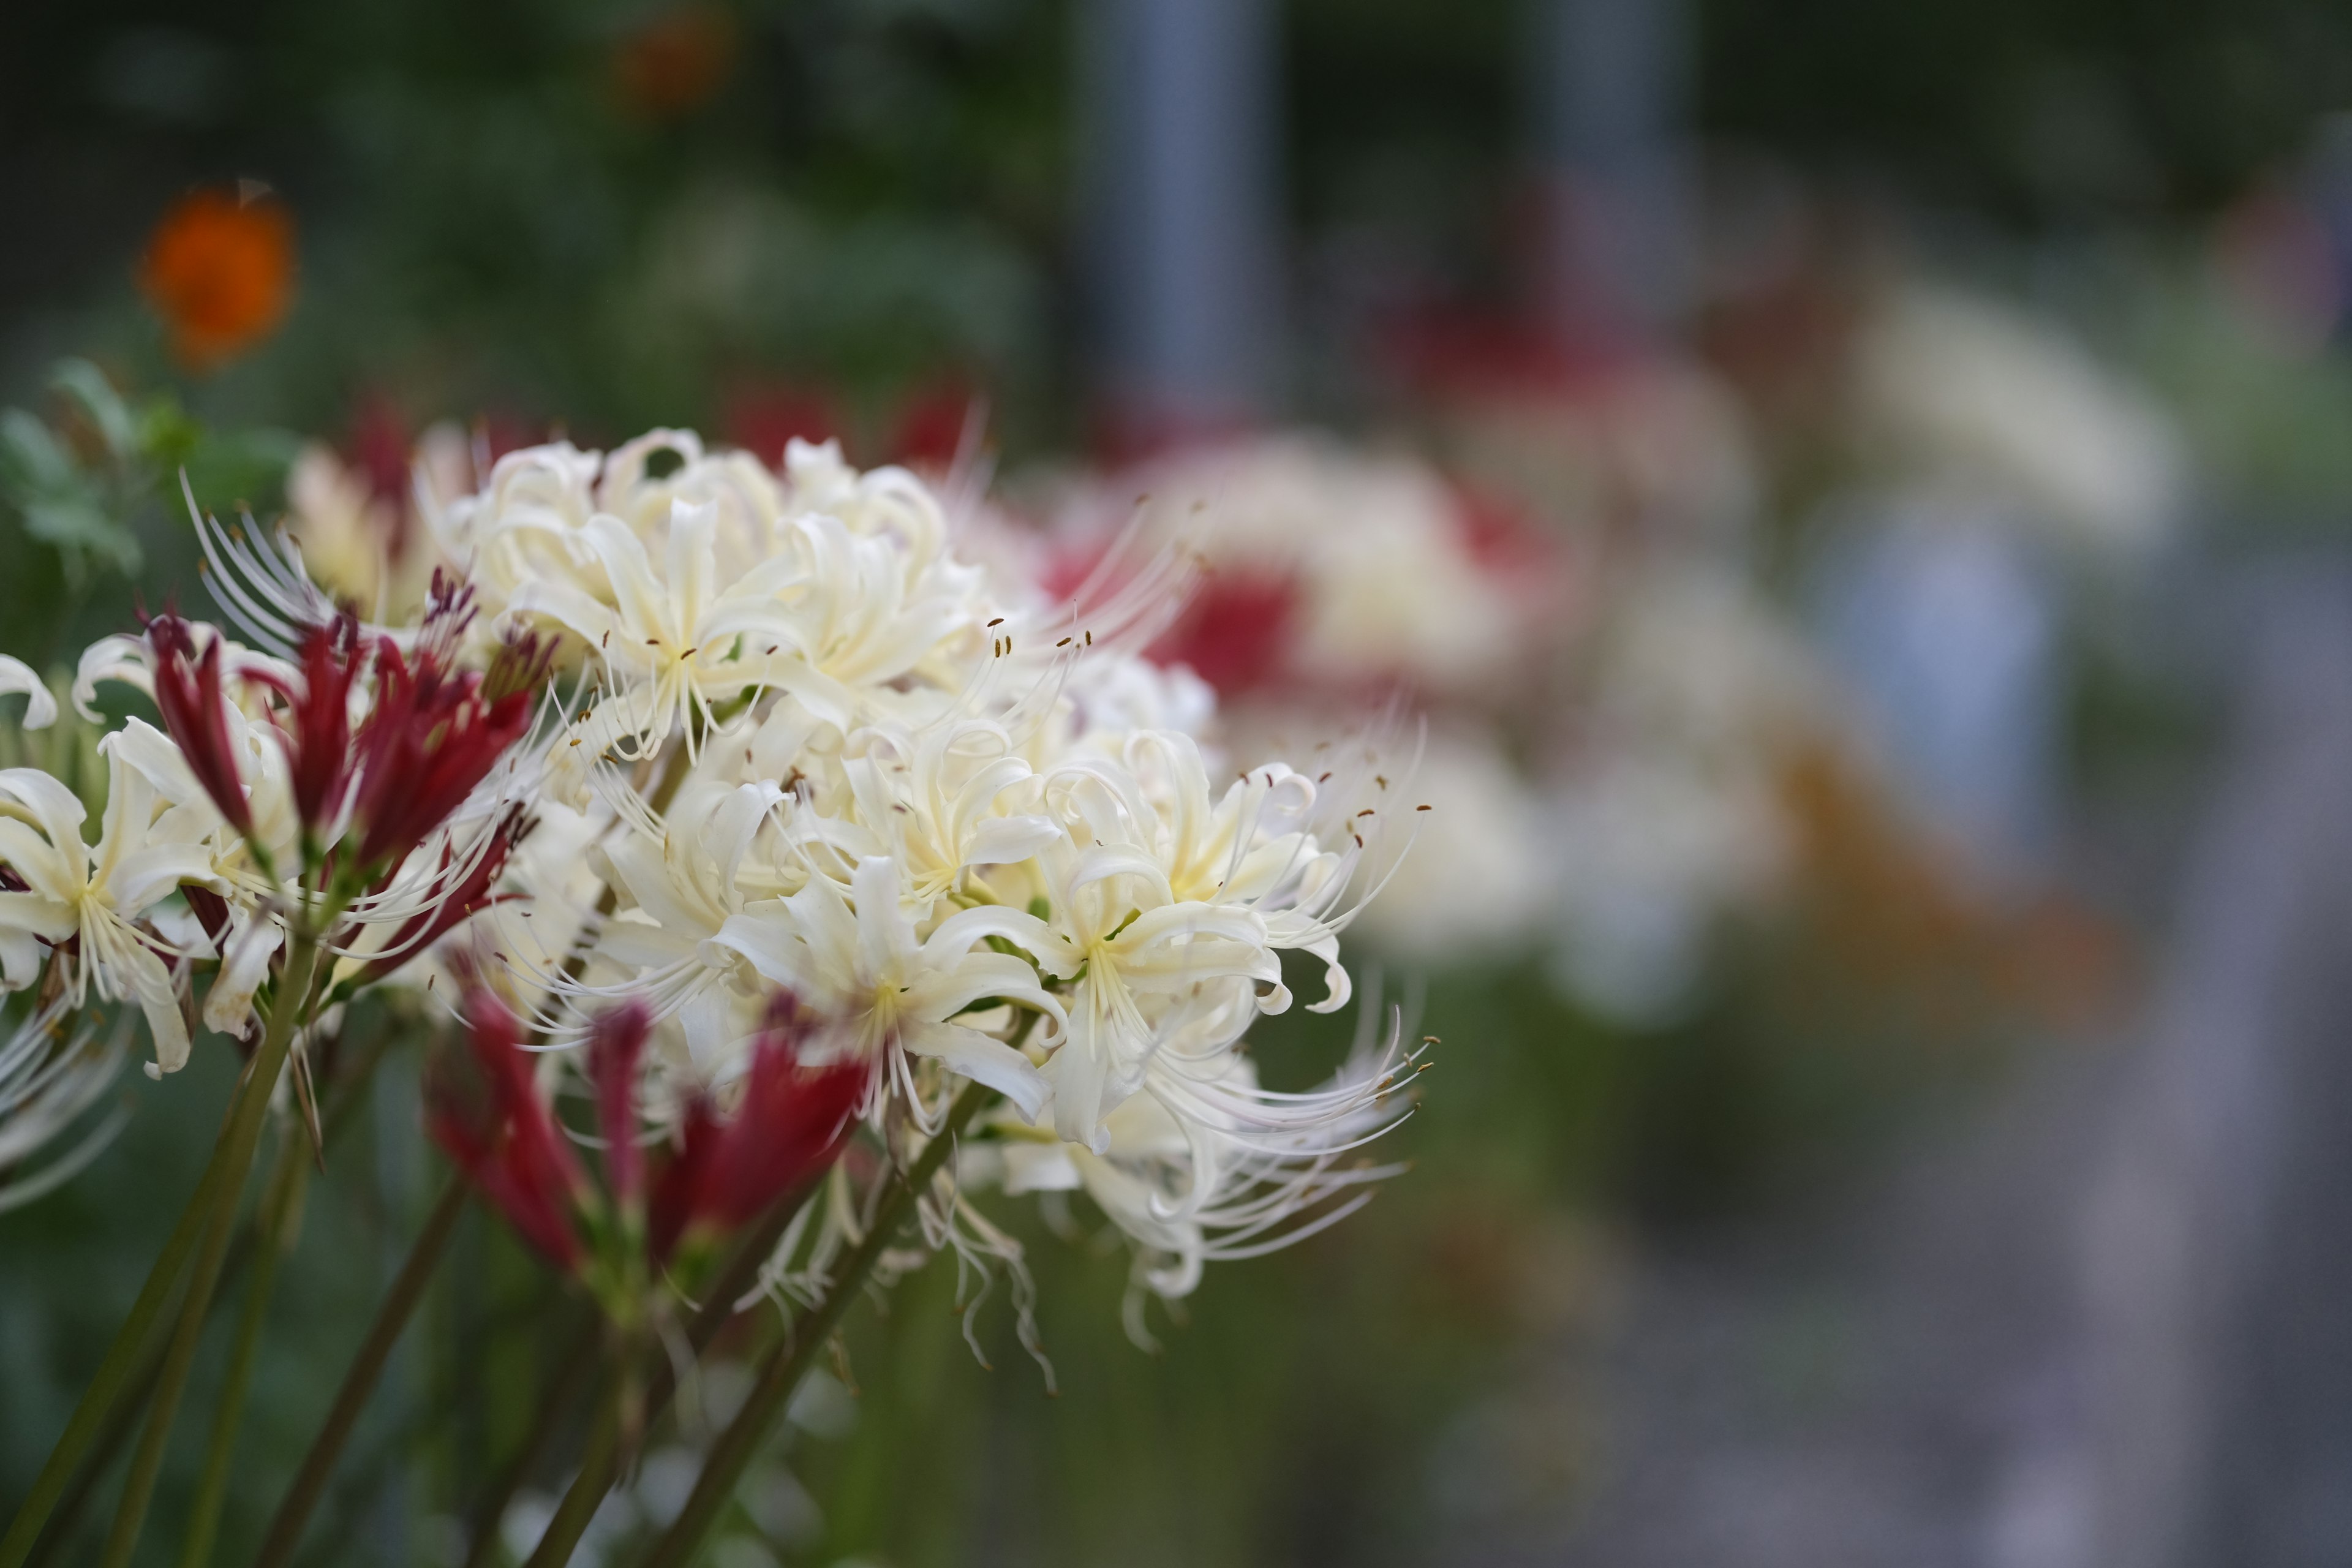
138;187;295;372
613;7;736;120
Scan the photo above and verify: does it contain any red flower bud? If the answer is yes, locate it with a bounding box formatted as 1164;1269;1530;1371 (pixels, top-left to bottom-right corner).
589;1000;652;1208
249;613;368;837
146;614;252;836
650;995;865;1264
428;986;587;1270
347;636;537;873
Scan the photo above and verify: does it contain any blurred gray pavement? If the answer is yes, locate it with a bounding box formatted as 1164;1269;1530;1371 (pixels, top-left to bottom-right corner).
1430;567;2352;1568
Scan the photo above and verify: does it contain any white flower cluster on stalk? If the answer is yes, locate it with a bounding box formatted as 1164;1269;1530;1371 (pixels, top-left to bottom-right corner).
429;432;1419;1327
0;605;541;1082
0;430;1422;1340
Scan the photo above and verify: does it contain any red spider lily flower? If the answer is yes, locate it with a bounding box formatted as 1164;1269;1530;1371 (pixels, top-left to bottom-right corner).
589;1000;652;1208
346;634;540;873
146;614;254;837
428;986;587;1270
649;997;867;1264
246;613;369;838
343;806;531;992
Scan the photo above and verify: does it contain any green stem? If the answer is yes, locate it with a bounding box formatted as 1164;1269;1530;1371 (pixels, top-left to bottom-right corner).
638;1082;995;1568
95;931;323;1568
176;1131;310;1568
518;1390;624;1568
0;1059;252;1568
459;1310;602;1568
18;1004;399;1567
511;1180;818;1568
250;1171;469;1568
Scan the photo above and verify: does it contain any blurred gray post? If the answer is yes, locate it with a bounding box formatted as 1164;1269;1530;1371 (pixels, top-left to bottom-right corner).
1081;0;1283;434
1532;0;1694;342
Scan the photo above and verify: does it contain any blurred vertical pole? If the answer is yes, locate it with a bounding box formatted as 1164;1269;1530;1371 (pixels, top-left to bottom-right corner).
1080;0;1283;445
1531;0;1694;346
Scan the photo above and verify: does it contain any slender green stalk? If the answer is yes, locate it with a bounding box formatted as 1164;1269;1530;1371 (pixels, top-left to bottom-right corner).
20;1005;399;1567
511;1183;813;1568
251;1172;469;1568
519;1389;625;1568
638;1081;995;1568
176;1133;311;1568
96;932;323;1568
0;1075;246;1567
459;1311;601;1568
654;1181;820;1412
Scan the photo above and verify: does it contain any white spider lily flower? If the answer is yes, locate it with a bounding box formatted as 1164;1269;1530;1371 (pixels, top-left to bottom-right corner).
568;771;787;1060
595;430;796;569
280;423;468;623
1024;875;1272;1153
766;507;987;712
508;499;984;760
0;656;58;730
778;438;959;576
0;1001;131;1213
507;504;811;755
708;855;1063;1125
433;431;800;624
818;718;1059;911
978;1002;1416;1333
1017;733;1366;1152
0;750;219;1075
426;440;607;613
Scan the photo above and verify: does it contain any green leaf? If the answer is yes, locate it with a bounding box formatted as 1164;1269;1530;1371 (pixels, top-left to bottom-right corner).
21;497;142;575
0;408;78;496
48;359;137;461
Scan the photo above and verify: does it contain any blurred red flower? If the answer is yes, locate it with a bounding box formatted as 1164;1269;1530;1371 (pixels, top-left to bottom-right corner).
723;382;842;465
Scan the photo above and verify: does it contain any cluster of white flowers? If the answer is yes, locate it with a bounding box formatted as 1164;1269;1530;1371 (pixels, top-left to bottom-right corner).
404;432;1410;1316
423;431;1419;1321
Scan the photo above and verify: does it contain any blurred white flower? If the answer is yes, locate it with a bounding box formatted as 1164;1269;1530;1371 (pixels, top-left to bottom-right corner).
1349;726;1551;965
0;1002;129;1213
282;422;468;622
1545;567;1830;1022
1855;282;2184;556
